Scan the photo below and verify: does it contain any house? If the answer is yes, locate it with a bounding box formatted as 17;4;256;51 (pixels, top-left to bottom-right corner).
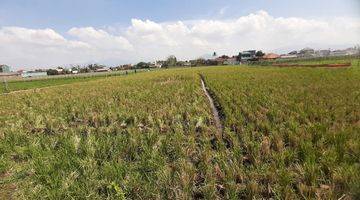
299;48;315;57
0;65;11;73
21;71;48;78
262;53;280;60
344;47;360;55
95;68;110;72
315;50;331;57
56;68;64;73
224;57;240;65
183;61;192;67
280;54;298;59
330;50;347;57
241;50;257;61
215;56;229;65
154;61;165;68
120;64;133;70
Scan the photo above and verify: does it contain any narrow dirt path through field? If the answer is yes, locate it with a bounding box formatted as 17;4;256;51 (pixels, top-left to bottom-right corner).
199;74;223;134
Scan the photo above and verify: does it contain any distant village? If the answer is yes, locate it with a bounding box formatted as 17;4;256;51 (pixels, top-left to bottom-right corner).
1;46;359;78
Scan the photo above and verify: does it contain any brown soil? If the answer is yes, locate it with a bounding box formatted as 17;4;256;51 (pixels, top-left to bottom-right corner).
0;172;16;200
200;75;223;134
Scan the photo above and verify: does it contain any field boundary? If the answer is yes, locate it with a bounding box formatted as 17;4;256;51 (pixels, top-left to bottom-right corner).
199;74;224;134
1;83;74;95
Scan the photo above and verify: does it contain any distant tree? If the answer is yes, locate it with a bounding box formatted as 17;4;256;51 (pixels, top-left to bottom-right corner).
71;66;79;72
166;55;177;67
176;61;185;66
64;69;72;74
79;67;90;73
190;60;197;66
47;69;58;76
196;58;206;66
237;52;242;61
255;51;265;57
213;52;217;57
205;59;218;66
136;62;150;69
354;45;360;54
219;55;230;59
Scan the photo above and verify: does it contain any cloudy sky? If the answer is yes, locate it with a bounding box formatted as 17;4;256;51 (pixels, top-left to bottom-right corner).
0;0;359;69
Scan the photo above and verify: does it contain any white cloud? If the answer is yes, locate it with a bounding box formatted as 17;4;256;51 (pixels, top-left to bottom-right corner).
0;27;93;68
0;27;87;47
1;10;359;69
68;27;133;51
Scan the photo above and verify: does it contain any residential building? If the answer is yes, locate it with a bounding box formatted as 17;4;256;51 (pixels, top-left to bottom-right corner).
21;71;48;78
280;54;298;59
0;65;11;73
241;50;256;61
315;50;331;57
183;61;192;67
330;50;348;57
56;68;64;73
126;64;134;70
95;68;110;72
215;56;228;65
299;48;315;57
224;57;240;65
153;61;164;68
344;47;360;55
262;53;280;60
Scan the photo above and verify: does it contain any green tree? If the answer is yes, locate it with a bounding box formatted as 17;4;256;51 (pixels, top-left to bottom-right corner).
196;58;206;66
136;62;150;69
237;52;242;61
255;51;265;57
46;69;58;76
166;55;177;67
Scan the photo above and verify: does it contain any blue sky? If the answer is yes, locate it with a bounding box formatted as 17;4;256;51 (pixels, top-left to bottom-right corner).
1;0;359;32
0;0;359;69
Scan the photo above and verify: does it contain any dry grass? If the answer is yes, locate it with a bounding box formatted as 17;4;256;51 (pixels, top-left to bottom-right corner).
1;65;359;199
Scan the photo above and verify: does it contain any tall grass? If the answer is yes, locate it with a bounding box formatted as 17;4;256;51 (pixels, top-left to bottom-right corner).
200;66;360;199
1;65;359;199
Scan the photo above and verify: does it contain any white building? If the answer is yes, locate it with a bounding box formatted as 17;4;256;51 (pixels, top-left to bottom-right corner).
280;54;297;59
21;71;48;78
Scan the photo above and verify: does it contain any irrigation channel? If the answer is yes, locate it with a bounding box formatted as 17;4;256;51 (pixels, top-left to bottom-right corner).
199;74;224;134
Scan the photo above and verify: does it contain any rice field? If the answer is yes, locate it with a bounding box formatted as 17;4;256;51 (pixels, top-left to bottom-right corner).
254;56;360;67
199;66;360;199
0;69;148;94
1;65;359;199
